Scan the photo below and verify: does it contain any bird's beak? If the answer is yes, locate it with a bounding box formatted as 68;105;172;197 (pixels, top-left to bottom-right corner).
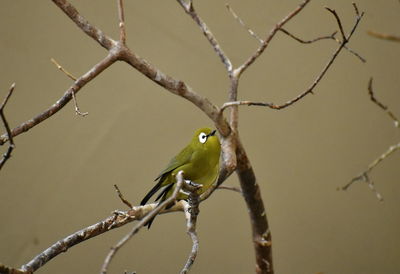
208;130;217;137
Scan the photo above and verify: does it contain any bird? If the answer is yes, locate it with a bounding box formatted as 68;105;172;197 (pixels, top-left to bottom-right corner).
140;127;221;228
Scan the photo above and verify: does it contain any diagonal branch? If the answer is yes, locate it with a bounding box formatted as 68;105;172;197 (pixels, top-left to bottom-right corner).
0;52;118;145
367;30;400;42
236;0;311;77
177;0;233;74
226;3;263;44
52;0;116;50
0;83;16;171
368;78;399;127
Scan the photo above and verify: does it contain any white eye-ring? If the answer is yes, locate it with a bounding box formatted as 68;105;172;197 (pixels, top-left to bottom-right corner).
198;132;207;144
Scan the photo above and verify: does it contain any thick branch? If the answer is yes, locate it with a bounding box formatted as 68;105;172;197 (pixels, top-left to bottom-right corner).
119;47;231;136
236;140;272;274
52;0;116;50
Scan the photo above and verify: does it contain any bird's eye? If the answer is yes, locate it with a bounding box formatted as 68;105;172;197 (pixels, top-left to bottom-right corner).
198;132;207;144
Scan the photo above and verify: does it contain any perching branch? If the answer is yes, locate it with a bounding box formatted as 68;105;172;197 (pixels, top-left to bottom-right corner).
180;181;202;274
101;171;186;274
0;83;16;170
341;78;400;200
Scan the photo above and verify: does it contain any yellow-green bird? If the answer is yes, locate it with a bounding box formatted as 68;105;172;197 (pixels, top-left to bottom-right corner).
140;127;221;228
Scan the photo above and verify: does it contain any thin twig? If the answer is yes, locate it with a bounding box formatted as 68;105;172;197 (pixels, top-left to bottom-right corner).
325;7;347;42
280;28;365;63
221;4;364;113
226;3;263;44
367;30;400;42
217;184;242;194
368;78;399;128
50;58;89;117
0;83;16;171
114;184;133;209
117;0;126;44
100;171;186;274
176;0;233;73
280;28;337;44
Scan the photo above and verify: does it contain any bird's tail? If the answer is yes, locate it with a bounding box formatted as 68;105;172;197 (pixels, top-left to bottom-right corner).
140;182;174;229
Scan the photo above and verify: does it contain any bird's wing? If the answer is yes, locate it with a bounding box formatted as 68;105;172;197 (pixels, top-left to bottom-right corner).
154;144;193;181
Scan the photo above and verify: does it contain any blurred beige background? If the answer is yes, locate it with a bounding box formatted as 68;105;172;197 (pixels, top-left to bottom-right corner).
1;0;399;273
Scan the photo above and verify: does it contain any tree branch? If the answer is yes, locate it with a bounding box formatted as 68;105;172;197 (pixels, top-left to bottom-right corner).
0;83;16;170
177;0;233;73
180;181;201;274
341;77;400;200
236;0;311;77
100;171;186;274
367;30;400;42
52;0;116;50
0;53;118;145
50;58;89;116
220;4;364;113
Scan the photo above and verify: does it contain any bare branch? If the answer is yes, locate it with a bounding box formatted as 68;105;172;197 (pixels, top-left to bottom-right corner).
180;181;201;274
367;30;400;42
0;53;118;145
325;7;347;41
221;4;364;113
280;28;337;44
0;83;16;170
235;141;273;273
50;58;89;116
236;0;311;77
342;78;400;200
52;0;116;50
120;48;231;136
100;171;186;274
18;200;188;273
114;184;133;209
0;264;25;274
117;0;127;44
226;3;263;44
176;0;233;73
368;78;399;128
217;184;242;194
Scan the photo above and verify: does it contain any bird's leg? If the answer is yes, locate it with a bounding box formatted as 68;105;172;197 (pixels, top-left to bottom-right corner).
183;180;202;216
